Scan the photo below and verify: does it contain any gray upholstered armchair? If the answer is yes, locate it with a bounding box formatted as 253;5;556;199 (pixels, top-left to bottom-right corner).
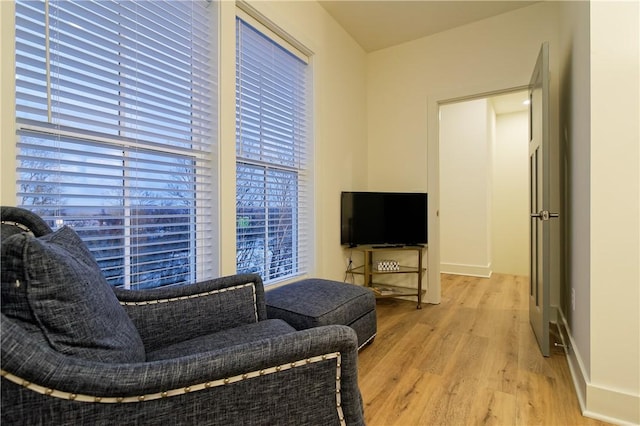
1;207;364;425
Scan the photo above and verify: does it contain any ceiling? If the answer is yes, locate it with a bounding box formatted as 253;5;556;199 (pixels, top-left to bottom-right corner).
490;90;529;114
318;1;539;53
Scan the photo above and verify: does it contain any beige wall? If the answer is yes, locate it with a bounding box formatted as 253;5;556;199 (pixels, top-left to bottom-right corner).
557;1;640;424
588;0;639;422
0;1;16;206
440;101;528;278
558;0;593;399
439;99;492;277
492;110;529;276
367;1;561;191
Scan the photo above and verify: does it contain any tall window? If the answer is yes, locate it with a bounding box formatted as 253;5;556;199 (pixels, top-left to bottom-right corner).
14;0;218;289
235;14;311;284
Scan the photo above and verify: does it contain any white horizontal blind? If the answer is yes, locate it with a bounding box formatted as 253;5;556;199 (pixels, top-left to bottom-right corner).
235;16;310;283
15;0;217;289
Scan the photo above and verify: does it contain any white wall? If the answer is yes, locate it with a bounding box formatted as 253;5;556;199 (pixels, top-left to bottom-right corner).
588;1;639;423
560;2;640;424
440;101;528;278
367;2;561;191
558;1;640;424
492;110;528;276
557;0;592;399
439;99;492;277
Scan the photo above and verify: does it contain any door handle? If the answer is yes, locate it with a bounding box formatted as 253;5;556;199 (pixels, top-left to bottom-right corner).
530;210;559;221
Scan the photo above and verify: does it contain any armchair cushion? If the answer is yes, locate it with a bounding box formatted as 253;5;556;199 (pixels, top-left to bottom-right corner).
1;225;145;363
116;274;268;353
146;319;295;361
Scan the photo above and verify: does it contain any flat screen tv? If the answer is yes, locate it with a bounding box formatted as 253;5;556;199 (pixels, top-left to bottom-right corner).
340;191;428;247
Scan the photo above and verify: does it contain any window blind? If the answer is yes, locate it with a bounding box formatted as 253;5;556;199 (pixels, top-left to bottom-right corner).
235;15;311;283
15;0;218;289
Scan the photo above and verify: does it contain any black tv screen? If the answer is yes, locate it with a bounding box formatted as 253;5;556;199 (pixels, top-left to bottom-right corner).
340;191;428;246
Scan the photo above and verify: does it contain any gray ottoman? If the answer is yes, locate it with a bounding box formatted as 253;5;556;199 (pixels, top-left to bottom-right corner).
265;279;377;350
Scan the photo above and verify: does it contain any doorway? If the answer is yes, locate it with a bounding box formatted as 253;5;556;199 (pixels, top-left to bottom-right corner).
439;90;529;278
424;85;528;305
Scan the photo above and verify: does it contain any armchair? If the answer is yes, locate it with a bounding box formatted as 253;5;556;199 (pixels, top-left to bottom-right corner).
1;207;364;425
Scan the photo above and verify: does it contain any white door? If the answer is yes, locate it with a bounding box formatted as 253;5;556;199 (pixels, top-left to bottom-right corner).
529;42;555;357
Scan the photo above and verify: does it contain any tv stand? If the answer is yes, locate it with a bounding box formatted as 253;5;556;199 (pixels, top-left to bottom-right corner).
347;245;426;309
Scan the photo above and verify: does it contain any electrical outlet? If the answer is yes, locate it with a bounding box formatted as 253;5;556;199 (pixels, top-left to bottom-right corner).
571;288;576;311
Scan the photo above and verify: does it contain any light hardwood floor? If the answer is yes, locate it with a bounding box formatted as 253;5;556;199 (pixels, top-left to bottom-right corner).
357;273;611;426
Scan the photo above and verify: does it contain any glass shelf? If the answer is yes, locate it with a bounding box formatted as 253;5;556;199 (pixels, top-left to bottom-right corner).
346;245;427;309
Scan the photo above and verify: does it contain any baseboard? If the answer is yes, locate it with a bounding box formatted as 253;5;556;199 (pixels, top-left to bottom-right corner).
558;310;640;425
440;262;492;278
557;312;588;411
585;385;640;426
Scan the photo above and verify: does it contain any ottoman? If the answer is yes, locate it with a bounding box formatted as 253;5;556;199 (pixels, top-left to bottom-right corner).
265;278;377;349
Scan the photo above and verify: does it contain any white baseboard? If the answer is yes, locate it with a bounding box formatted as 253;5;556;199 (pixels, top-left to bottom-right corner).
556;312;588;410
585;385;640;426
440;262;492;278
557;310;640;425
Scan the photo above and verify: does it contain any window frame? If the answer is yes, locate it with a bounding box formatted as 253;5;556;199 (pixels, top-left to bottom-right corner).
235;7;313;285
13;0;220;289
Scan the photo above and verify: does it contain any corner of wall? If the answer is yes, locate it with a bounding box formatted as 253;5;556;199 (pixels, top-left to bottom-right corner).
558;309;640;425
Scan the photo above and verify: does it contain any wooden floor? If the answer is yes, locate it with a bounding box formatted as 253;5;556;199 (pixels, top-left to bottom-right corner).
358;273;611;426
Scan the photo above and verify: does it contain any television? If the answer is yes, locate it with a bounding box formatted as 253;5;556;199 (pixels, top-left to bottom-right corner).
340;191;428;247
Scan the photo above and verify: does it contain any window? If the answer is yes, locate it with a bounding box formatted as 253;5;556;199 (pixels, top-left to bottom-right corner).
14;0;218;289
235;14;311;284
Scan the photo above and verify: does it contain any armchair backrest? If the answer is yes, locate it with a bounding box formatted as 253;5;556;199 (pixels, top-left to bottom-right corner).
1;206;53;241
1;206;147;364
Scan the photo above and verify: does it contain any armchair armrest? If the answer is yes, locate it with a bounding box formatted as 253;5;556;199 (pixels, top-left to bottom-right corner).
1;314;364;425
114;274;266;352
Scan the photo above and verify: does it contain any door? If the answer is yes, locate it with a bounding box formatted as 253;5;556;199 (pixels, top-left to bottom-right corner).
529;42;554;357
